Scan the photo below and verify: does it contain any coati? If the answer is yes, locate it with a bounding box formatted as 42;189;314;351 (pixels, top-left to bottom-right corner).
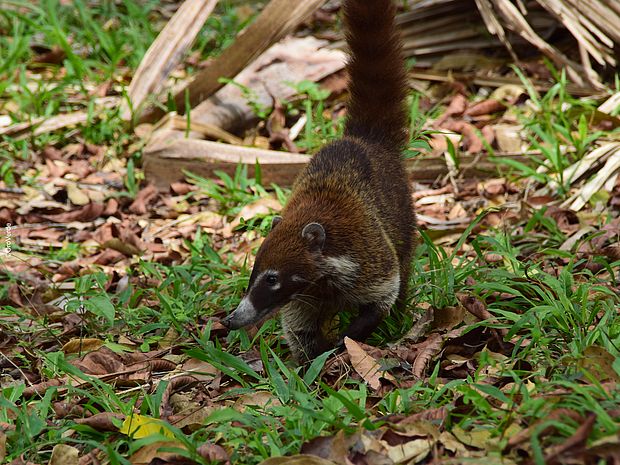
222;0;415;363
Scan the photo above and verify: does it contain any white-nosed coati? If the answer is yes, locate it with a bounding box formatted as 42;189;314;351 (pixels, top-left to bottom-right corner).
222;0;415;363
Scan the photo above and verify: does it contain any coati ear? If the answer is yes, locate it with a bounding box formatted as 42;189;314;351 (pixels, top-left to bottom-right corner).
302;222;325;250
271;216;283;230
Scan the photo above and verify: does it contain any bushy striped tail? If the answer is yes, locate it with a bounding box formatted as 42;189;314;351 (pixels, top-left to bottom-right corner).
343;0;409;150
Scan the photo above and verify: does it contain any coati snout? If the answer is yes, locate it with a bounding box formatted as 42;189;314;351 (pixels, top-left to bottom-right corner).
221;220;326;330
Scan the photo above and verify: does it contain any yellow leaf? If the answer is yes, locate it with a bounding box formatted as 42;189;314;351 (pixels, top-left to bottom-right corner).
119;414;175;439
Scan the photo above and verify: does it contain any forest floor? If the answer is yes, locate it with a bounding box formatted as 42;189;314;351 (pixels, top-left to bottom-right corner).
1;1;620;465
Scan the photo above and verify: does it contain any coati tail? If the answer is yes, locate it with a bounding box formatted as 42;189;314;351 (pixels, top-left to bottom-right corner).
343;0;409;149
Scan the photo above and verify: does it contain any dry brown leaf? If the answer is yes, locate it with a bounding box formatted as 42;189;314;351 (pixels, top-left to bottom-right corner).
452;424;497;450
539;414;596;464
74;412;125;432
398;405;449;426
22;379;63;399
128;440;187;465
259;456;337;465
465;98;506;116
431;305;465;331
43;203;105;223
0;431;6;463
300;430;350;465
62;338;105;355
435;94;468;126
128;184;159;215
181;358;219;381
412;333;443;378
73;347;126;375
384;438;432;464
579;346;620;382
102;238;142;257
441;120;485;153
231;197;282;229
169;404;215;430
344;337;393;390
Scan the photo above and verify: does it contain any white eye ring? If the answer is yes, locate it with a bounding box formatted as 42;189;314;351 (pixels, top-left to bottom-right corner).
266;275;278;286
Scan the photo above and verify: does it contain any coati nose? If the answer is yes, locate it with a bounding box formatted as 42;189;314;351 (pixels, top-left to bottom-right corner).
221;297;260;329
220;314;233;329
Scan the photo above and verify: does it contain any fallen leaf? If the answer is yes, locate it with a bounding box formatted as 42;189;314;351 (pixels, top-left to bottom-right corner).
181;358;219;381
579;346;619;382
465;98;505;116
494;124;523;152
441;120;484;153
384;438;432;463
49;444;79;465
452;425;497;450
0;431;5;463
66;182;90;206
43;202;104;223
103;238;142;256
541;414;596;464
231;197;282;229
259;456;337;465
74;412;125;432
490;84;524;102
129;440;187;465
129;184;159;215
120;414;175;439
62;338;105;355
344;337;393;390
300;430;350;464
435;93;467;126
412;333;443;378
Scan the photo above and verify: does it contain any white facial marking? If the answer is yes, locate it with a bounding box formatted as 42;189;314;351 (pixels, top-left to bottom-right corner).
250;270;279;291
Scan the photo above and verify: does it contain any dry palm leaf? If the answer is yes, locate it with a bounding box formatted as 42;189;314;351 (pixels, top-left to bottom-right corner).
140;0;328;123
121;0;220;121
399;0;620;89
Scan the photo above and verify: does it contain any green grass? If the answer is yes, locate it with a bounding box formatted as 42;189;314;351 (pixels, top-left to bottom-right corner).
491;67;619;197
3;168;619;463
2;1;620;464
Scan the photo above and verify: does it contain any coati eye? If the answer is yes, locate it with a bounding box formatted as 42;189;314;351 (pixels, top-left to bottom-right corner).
266;275;278;286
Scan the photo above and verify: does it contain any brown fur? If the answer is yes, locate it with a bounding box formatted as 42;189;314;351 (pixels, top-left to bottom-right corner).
222;0;416;363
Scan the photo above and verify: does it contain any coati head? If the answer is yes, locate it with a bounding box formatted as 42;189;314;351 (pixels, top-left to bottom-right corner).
221;216;325;330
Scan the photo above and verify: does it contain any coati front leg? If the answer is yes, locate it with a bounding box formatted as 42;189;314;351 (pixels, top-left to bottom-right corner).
339;272;400;344
342;302;390;342
281;301;333;363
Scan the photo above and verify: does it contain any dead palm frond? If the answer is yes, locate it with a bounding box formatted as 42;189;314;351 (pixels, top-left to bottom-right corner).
399;0;620;89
